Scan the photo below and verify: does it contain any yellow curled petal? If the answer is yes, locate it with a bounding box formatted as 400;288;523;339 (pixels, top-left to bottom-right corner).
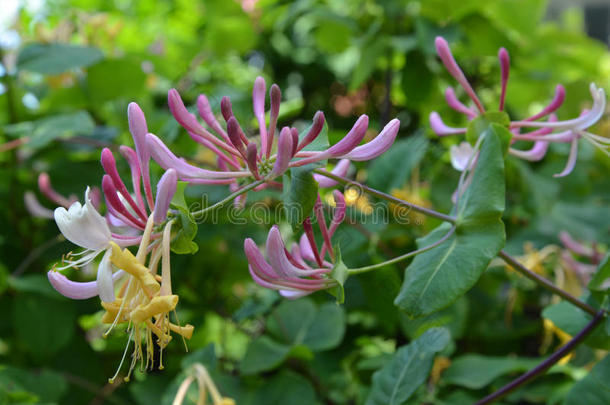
220;398;236;405
169;323;194;340
101;299;127;323
130;295;178;324
109;242;160;293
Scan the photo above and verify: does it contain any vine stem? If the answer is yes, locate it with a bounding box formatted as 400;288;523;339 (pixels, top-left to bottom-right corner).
348;226;456;275
475;310;605;405
313;169;456;223
191;179;265;219
498;250;598;316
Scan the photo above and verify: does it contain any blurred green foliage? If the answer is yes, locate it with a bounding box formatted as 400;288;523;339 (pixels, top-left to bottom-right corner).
1;0;610;404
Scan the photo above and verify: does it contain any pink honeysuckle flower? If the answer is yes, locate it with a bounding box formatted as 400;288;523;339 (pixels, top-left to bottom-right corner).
49;103;180;302
244;190;346;298
155;77;400;198
559;231;605;284
431;36;608;177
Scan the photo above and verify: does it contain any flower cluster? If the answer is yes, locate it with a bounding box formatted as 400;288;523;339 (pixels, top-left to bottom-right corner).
47;103;194;379
150;76;399;202
245;191;346;298
432;36;607;177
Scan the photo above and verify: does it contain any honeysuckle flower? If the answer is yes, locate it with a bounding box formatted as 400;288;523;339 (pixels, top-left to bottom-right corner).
431;36;608;177
50;102;181;305
244;191;346;298
559;231;604;284
151;77;400;200
173;363;235;405
53;187;117;302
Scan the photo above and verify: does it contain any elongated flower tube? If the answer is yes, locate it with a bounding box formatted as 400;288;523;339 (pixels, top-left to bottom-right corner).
160;77;400;199
244;191;346;298
431;36;608;176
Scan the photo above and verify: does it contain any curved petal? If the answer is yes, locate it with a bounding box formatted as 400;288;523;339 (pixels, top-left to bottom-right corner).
339;119;400;161
430;112;467;136
48;269;124;300
153;169;178;224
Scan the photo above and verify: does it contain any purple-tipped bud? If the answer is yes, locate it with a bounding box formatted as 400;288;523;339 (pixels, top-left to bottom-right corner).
298;111;325;151
267;84;282;157
245;142;260;178
127;102;149;163
269;127;293;177
253;76;266;119
340;118;400;161
24;192;54;219
435;36;485;114
524;85;566;122
509;141;549;162
102;175;145;229
127;102;153;210
290;127;299;157
153;169;177;224
221;96;234;122
101;148;146;220
227;116;247;155
38;173;70;207
498;47;510;111
559;231;594;257
313;159;351;188
445;88;477;118
429;112;467;136
196;94;229;140
326;115;369;156
168;89;202;135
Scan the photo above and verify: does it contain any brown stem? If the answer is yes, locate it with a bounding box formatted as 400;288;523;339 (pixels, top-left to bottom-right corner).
499;250;598;316
475;310;605;405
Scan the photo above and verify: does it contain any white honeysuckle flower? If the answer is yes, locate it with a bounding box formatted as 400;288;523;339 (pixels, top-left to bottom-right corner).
54;187;111;251
53;187;118;302
450;142;476;172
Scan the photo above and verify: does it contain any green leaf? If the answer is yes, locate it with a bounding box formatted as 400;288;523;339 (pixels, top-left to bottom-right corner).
5;111;96;149
401;51;434;106
542;301;610;350
170;210;199;254
0;366;68;403
86;58;146;103
302;302;345;351
395;125;506;318
367;135;429;192
565;355;610;405
365;327;450;405
250;371;319;405
266;298;345;351
8;274;63;300
282;167;319;231
443;355;539;389
241;336;291;375
300;120;329;154
465;113;511;151
170;181;190;211
18;43;103;74
12;293;76;360
588;254;610;302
